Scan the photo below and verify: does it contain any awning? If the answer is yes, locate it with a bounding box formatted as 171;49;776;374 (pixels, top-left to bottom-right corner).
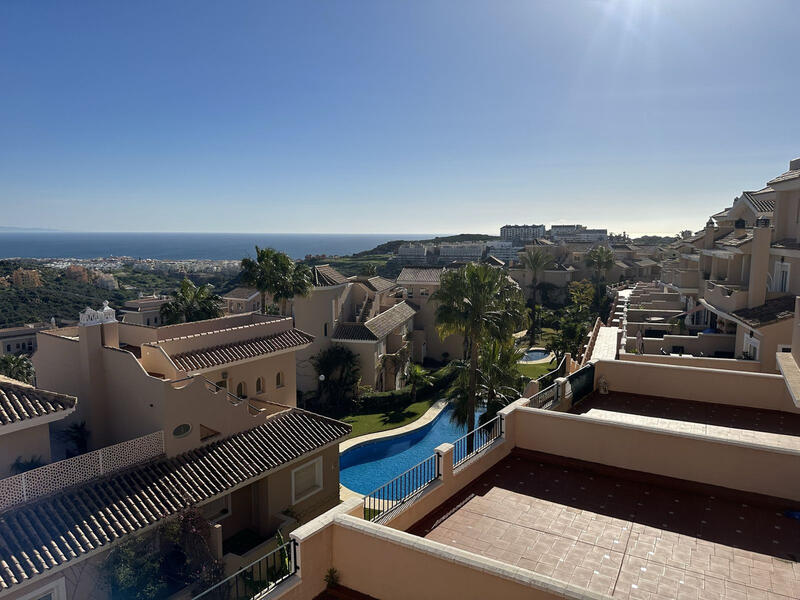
670;304;705;319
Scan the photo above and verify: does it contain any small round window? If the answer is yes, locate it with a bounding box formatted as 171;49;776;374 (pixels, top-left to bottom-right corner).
172;423;192;438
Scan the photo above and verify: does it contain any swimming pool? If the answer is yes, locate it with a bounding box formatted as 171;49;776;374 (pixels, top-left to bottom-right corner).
521;349;551;362
340;405;485;495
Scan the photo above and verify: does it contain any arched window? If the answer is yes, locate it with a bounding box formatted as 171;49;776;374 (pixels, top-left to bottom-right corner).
276;371;285;388
256;377;264;394
236;382;247;398
324;323;328;337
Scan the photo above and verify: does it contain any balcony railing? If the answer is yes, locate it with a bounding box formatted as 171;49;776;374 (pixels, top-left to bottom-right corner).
192;539;297;600
452;416;502;469
529;383;558;410
363;454;439;524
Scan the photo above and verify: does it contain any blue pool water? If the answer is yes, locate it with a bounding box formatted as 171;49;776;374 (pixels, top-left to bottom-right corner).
340;405;485;495
522;349;551;362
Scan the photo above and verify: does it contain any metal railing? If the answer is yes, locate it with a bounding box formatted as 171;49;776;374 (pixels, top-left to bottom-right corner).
192;539;297;600
363;454;439;524
452;416;502;469
529;383;558;410
534;355;566;388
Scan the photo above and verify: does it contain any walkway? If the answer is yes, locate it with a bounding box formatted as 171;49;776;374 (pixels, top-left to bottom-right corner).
590;326;620;361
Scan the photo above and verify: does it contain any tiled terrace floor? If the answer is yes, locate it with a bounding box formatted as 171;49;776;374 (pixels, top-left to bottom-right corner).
409;451;800;600
571;392;800;451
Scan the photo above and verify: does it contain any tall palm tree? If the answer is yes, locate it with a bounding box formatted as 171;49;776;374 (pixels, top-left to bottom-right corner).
432;264;528;450
311;344;361;416
584;246;615;283
240;246;312;316
405;363;434;404
477;339;526;423
160;278;222;325
0;354;34;384
519;248;554;342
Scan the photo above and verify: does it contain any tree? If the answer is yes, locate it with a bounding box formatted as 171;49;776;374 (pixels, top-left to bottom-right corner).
241;247;313;316
360;264;378;277
0;354;34;384
431;264;529;451
160;279;222;325
57;421;91;457
519;248;555;342
584;246;614;283
11;455;45;474
405;363;434;404
568;280;595;318
476;339;525;425
312;345;361;416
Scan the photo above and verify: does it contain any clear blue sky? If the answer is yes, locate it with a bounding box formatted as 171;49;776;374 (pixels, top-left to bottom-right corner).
0;0;797;236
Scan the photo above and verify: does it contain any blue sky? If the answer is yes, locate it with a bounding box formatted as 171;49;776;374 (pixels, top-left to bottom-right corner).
0;0;797;236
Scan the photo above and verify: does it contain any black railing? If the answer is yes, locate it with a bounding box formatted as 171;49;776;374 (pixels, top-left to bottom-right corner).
363;454;439;524
452;416;502;469
535;356;566;388
192;539;297;600
529;383;558;410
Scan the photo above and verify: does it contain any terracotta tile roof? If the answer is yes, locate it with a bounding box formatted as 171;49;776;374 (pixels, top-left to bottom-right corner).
0;377;76;427
169;328;314;371
361;276;396;293
221;287;259;300
716;229;754;247
332;302;416;341
732;295;796;328
396;267;444;284
741;191;775;215
0;410;350;592
310;265;348;287
767;168;800;186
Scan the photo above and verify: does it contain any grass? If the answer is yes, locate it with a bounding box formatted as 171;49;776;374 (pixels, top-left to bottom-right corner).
342;397;437;439
518;361;556;380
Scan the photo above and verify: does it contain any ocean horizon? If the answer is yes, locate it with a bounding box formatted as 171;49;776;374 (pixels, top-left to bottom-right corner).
0;232;439;261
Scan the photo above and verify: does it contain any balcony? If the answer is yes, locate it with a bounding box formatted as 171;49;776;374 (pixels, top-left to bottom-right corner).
704;280;749;314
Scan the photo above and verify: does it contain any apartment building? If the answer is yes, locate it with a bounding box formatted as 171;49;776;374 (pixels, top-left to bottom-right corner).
118;294;170;326
222;286;262;314
396;267;464;362
0;323;48;356
648;158;799;372
0;303;350;600
500;223;546;244
396;243;430;265
190;333;800;600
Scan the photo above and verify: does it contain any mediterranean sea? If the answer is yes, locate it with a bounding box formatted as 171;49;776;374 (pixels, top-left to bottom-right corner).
0;232;436;260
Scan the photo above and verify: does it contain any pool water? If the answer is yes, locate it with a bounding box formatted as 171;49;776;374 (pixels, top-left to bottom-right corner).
340;405;485;495
521;349;551;362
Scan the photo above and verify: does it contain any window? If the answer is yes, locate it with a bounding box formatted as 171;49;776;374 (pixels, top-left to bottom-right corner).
172;423;192;438
323;323;328;337
236;382;247;398
256;377;264;394
292;457;323;504
420;288;429;296
215;379;227;390
276;371;285;388
5;344;10;352
773;261;790;293
146;318;150;326
743;336;760;360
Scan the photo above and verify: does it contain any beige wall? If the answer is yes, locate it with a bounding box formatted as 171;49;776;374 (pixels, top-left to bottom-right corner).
594;359;799;413
0;424;53;478
733;317;792;373
404;283;463;361
512;407;800;502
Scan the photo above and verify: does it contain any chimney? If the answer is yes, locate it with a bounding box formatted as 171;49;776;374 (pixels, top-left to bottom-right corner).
790;157;800;171
703;218;716;249
747;226;772;308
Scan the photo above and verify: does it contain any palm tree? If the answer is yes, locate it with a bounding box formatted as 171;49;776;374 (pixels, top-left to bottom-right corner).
11;455;45;474
519;248;554;343
477;339;525;425
405;363;434;404
240;247;312;316
160;278;223;325
432;264;529;451
57;421;91;457
0;354;34;384
584;246;614;283
311;345;361;416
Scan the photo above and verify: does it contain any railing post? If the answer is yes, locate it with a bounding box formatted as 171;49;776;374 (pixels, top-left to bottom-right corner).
434;443;453;482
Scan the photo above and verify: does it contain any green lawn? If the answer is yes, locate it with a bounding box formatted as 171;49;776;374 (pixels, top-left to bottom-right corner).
342;397;437;439
518;361;556;380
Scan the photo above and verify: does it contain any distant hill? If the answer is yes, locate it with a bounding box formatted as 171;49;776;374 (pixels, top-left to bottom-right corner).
0;226;60;232
354;233;499;257
631;235;678;246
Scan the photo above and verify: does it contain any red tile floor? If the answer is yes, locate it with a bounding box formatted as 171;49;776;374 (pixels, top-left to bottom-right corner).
409;451;800;599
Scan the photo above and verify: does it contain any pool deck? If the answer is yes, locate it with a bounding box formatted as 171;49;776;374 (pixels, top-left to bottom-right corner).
339;398;450;502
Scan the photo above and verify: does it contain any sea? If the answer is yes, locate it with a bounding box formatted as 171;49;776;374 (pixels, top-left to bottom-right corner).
0;232;436;261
